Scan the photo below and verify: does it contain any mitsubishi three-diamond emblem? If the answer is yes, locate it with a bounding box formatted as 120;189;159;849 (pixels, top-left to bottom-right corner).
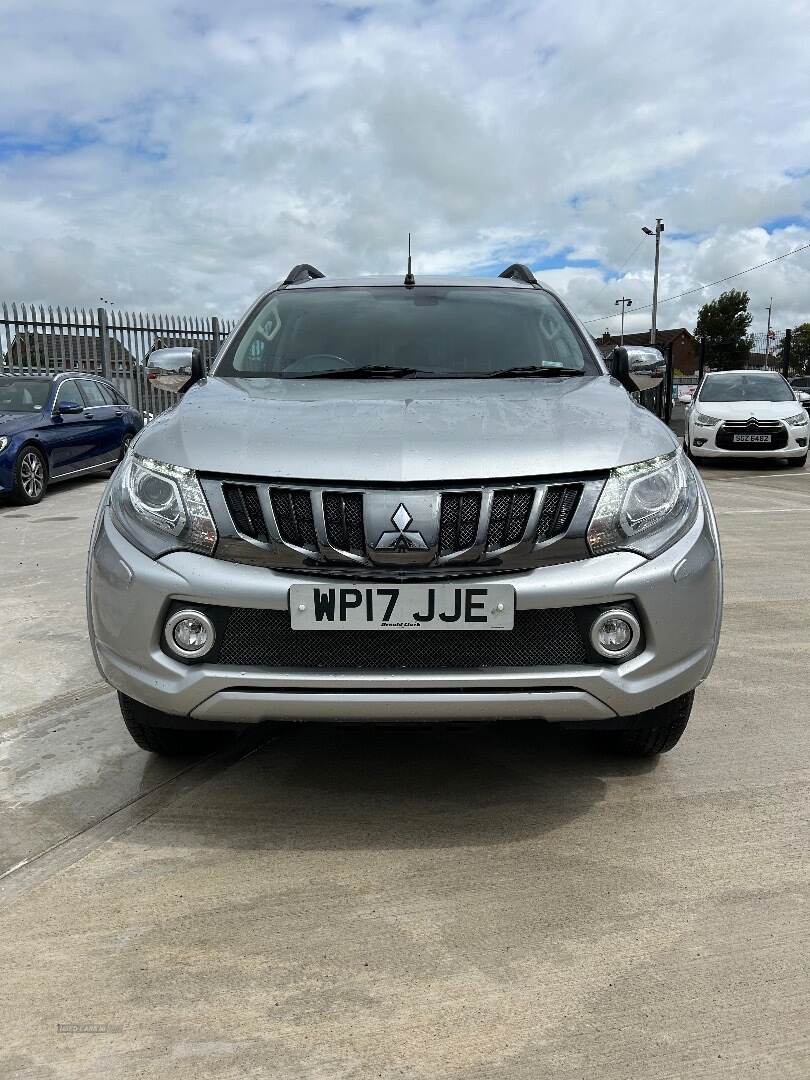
374;502;429;551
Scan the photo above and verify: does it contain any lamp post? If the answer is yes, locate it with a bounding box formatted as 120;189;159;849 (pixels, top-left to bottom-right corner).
615;296;633;345
642;218;664;345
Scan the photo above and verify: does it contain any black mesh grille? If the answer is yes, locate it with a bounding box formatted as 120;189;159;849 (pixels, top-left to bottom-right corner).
439;493;482;554
486;488;534;550
715;422;787;451
536;484;582;542
269;488;318;551
215;606;589;669
222;484;268;542
323;492;365;551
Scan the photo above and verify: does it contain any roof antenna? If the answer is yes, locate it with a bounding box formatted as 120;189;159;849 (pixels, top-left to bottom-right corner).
404;232;415;288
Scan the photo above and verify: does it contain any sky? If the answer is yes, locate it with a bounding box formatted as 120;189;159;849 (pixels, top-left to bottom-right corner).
1;0;809;336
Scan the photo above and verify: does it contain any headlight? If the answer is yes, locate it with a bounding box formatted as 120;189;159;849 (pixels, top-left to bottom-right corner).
693;413;720;426
111;454;217;556
0;436;8;453
786;412;808;426
587;450;699;558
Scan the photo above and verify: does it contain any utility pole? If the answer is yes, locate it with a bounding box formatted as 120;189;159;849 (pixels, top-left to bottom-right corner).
764;298;773;366
642;218;664;345
615;296;633;345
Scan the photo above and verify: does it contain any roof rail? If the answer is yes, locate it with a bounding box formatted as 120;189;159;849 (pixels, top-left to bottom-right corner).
280;263;326;287
498;263;539;287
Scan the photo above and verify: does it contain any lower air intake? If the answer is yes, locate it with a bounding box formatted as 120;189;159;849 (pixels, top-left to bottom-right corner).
215;606;589;669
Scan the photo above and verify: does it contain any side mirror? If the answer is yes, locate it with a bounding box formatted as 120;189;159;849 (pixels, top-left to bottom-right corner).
56;400;84;416
610;345;666;393
146;347;204;394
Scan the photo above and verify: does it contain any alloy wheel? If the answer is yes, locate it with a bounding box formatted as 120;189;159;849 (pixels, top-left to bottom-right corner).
21;452;44;500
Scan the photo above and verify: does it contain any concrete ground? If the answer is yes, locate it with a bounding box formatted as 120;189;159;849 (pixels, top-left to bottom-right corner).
1;459;809;1079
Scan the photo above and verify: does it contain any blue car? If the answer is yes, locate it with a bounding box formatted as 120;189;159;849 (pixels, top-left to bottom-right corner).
0;372;143;504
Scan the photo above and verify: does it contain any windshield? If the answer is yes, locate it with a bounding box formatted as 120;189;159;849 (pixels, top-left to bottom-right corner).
214;287;598;379
699;372;795;403
0;376;53;413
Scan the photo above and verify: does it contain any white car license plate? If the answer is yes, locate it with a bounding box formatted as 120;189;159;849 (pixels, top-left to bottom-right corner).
733;433;771;443
289;583;515;631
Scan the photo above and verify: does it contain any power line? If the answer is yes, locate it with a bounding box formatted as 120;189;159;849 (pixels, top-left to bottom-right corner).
588;236;646;306
581;241;810;325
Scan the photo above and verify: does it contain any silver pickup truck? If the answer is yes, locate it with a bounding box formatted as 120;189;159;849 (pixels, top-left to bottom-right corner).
87;263;722;760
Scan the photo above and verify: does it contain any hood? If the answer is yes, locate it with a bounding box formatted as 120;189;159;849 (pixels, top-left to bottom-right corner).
693;399;803;421
136;375;678;483
0;411;42;437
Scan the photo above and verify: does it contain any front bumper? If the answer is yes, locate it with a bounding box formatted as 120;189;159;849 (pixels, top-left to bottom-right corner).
689;419;808;458
87;491;722;726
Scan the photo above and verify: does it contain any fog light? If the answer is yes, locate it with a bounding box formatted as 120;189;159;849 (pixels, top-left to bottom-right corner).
590;609;641;660
164;609;215;659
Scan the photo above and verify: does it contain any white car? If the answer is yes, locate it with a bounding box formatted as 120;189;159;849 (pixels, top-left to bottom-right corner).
685;370;809;467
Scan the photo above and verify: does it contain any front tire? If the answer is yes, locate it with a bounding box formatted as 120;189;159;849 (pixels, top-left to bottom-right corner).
605;691;694;757
118;692;232;756
13;445;48;504
786;453;807;468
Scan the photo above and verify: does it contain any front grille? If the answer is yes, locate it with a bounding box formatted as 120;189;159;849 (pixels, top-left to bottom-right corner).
215;606;589;669
716;420;787;451
439;492;482;554
323;492;365;551
206;473;599;572
222;483;268;542
487;488;534;550
536;484;582;542
269;488;318;550
720;419;783;429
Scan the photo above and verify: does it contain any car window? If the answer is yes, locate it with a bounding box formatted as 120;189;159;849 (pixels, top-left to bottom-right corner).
77;380;108;407
699;372;794;402
54;379;84;408
97;382;120;405
0;376;53;413
216;287;598;379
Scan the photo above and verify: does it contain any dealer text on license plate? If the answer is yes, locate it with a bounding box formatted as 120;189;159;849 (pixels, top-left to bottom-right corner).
289;583;515;630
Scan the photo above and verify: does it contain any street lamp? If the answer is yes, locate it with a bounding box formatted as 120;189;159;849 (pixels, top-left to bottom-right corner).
615;296;632;345
642;218;664;345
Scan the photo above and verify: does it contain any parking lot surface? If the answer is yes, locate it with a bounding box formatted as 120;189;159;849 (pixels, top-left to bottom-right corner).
1;461;809;1079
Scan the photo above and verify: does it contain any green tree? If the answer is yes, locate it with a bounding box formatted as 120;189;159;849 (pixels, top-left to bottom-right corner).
777;322;810;375
694;289;754;370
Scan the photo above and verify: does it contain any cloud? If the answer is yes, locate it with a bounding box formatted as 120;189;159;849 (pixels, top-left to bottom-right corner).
0;0;808;333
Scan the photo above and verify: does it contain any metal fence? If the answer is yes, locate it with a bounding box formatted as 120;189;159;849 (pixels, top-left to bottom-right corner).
696;329;806;382
0;303;235;418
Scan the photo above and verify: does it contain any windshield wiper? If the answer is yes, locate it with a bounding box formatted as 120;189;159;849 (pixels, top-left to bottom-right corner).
296;365;431;379
483;366;585;378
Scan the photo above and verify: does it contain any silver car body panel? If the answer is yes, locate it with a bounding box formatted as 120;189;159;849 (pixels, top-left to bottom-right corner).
137;375;678;483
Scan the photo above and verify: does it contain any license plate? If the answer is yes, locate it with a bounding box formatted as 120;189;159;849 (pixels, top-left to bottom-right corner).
733;433;771;443
289;583;515;630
